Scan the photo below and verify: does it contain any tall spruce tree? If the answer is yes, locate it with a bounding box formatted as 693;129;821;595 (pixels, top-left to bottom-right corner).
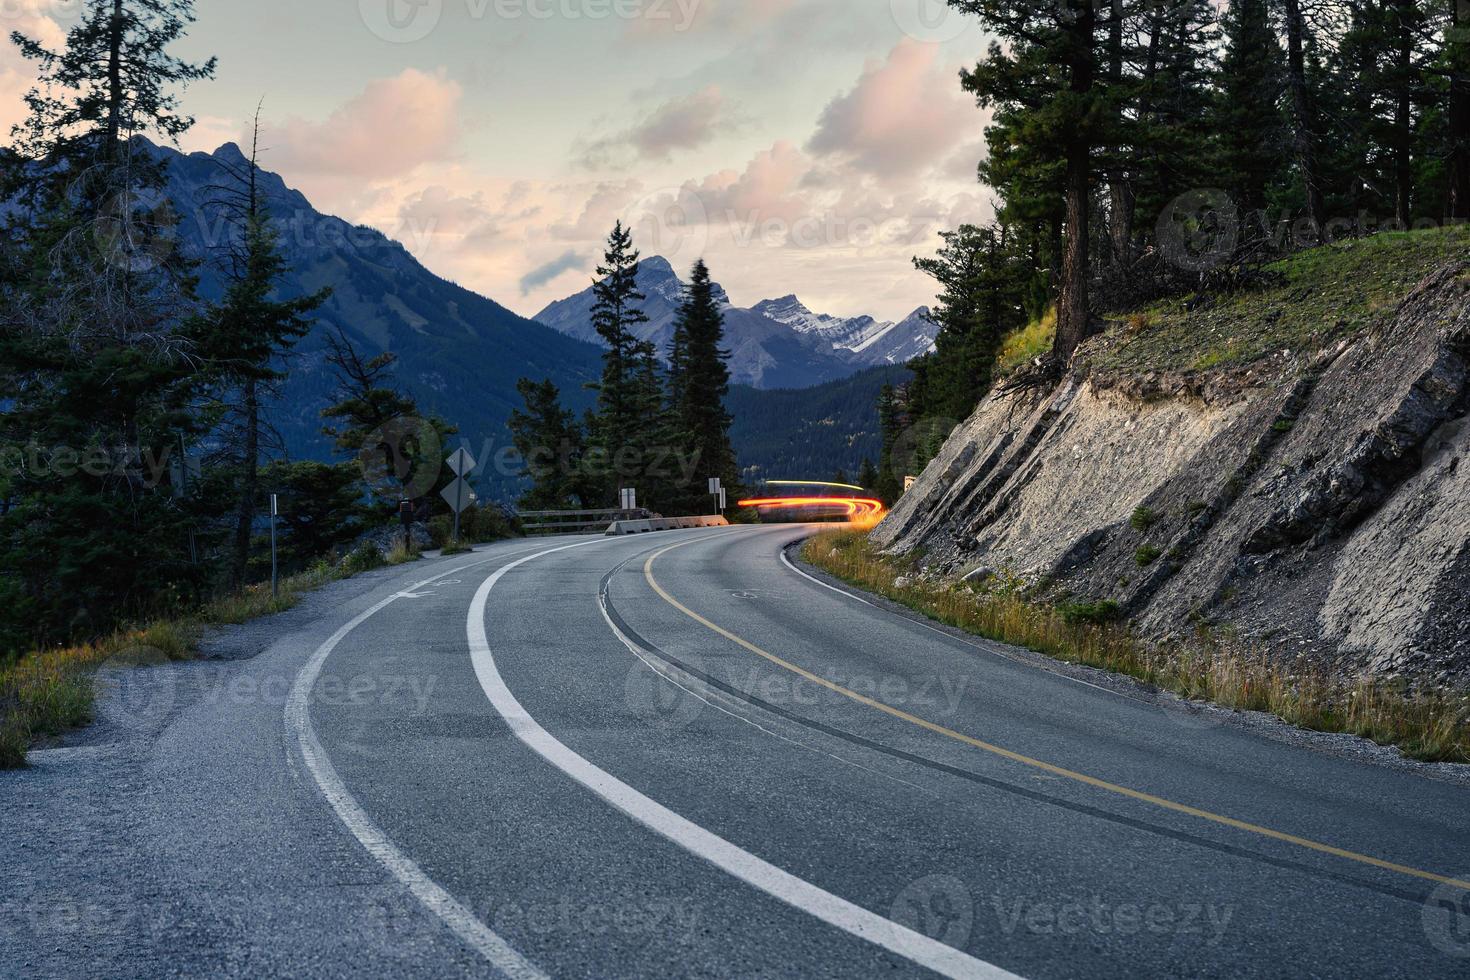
1216;0;1287;219
0;0;215;647
195;119;328;586
669;260;737;512
509;378;596;511
952;0;1118;362
588;222;651;502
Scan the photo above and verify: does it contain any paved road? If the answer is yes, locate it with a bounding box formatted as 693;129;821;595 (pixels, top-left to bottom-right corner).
5;525;1470;978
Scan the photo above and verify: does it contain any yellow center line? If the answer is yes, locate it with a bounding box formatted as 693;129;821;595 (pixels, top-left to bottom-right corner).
643;538;1470;893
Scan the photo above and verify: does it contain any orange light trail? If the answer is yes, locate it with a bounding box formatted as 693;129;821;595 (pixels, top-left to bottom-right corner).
737;496;887;526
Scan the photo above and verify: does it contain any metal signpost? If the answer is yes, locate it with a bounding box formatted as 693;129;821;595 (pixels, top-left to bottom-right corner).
620;488;638;512
709;478;723;515
444;449;479;543
270;493;279;600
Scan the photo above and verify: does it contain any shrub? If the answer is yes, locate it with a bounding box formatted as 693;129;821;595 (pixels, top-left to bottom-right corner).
1131;506;1160;532
1135;545;1163;566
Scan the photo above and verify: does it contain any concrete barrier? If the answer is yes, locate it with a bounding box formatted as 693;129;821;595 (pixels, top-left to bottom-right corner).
604;515;730;536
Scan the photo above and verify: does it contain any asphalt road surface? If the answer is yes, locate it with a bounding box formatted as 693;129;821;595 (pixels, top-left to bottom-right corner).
5;525;1470;978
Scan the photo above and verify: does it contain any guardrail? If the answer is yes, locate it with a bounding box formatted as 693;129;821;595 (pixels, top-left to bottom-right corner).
518;508;650;535
605;516;730;536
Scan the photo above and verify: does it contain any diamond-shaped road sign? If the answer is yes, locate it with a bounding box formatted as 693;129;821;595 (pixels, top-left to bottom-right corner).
442;476;477;514
447;448;477;477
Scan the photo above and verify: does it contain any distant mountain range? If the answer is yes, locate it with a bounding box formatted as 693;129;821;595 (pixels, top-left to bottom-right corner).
534;257;937;389
144;141;922;500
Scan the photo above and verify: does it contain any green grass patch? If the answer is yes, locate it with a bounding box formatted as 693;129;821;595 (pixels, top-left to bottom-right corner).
997;308;1057;375
1089;225;1470;377
1135;545;1163;566
803;529;1470;764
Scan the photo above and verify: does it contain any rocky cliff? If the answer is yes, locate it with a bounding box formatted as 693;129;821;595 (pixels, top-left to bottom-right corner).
874;245;1470;688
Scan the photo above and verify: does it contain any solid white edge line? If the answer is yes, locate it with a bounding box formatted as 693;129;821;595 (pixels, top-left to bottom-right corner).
286;552;549;980
468;538;1022;980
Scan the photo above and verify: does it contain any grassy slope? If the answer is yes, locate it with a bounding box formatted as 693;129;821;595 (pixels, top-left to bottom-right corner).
805;530;1469;763
1089;225;1470;376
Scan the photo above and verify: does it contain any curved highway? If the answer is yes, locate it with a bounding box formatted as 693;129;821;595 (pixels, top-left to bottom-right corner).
6;525;1470;978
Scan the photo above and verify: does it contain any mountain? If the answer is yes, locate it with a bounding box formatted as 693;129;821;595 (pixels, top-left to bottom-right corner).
156;142;606;500
750;297;938;366
727;365;913;484
534;259;938;390
144;142;893;501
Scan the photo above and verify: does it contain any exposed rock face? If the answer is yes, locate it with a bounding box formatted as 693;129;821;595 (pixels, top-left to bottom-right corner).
873;262;1470;685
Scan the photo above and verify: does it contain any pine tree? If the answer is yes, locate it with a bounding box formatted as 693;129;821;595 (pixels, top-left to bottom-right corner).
194;116;328;586
1452;0;1470;220
857;458;880;495
0;0;215;647
588;222;651;502
320;328;455;514
508;378;595;511
1216;0;1287;218
670;260;737;513
875;383;905;505
958;1;1122;362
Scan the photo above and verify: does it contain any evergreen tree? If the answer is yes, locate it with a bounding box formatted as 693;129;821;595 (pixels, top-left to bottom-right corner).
508;378;596;511
1216;0;1287;218
669;259;737;513
857;458;880;495
875;383;905;505
0;0;215;648
953;0;1117;362
194;117;328;586
320;328;454;515
588;222;651;502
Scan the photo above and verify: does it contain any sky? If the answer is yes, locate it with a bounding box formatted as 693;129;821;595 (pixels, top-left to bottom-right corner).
0;0;997;322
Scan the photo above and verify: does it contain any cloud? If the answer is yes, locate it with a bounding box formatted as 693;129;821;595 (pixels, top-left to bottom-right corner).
263;69;462;182
580;85;730;167
807;39;975;180
0;2;71;137
519;250;586;296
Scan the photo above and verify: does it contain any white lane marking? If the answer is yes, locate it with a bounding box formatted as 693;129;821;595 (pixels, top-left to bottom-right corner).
469;540;1022;980
287;552;549;980
779;542;1136;704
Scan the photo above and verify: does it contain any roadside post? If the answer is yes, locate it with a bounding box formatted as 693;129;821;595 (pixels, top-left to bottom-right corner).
399;499;414;552
708;477;723;515
442;448;479;545
270;493;279;600
620;487;638;512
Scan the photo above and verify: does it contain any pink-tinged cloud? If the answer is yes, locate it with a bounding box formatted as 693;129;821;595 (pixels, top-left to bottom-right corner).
807;39;976;180
580;85;729;167
264;69;462;181
630;85;726;159
0;2;70;136
692;140;809;224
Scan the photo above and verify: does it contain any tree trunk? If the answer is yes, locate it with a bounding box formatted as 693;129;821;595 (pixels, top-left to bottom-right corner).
105;0;125;152
1451;3;1470;222
1105;0;1133;268
233;376;259;587
1054;3;1096;362
1282;0;1325;237
1391;0;1412;226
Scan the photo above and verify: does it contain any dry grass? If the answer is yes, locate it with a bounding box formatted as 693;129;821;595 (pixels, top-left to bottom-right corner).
805;530;1470;764
0;560;355;768
997;308;1057;375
